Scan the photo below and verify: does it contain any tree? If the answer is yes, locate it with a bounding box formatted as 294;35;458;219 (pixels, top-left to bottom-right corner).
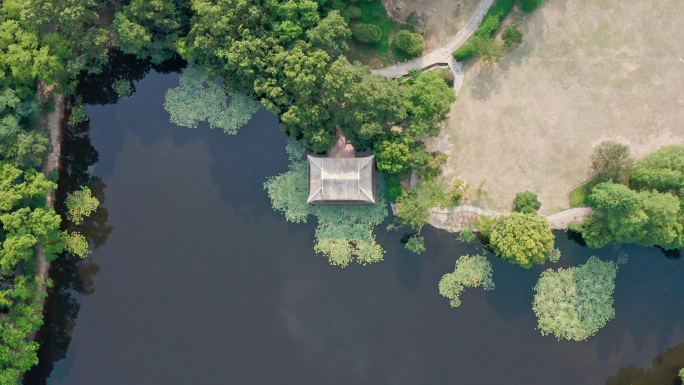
513;190;541;214
22;0;111;82
630;145;684;194
591;141;633;184
374;133;429;174
0;20;61;96
0;87;49;169
164;66;260;134
306;10;350;59
577;181;683;250
65;187;99;224
533;256;617;341
326;68;406;149
439;254;494;307
487;213;554;268
65;231;90;257
352;23;382;44
501;26;523;46
113;0;190;64
393;30;424;56
403;71;456;137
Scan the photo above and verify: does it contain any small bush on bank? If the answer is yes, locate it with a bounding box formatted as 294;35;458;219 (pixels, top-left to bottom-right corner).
393;30;424;56
502;25;523;46
352;23;383;44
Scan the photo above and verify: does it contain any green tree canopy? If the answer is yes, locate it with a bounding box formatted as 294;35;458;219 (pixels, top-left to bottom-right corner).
373;133;429;174
577;181;683;250
113;0;190;64
403;71;456;137
630;145;684;194
533;256;617;341
65;187;99;224
439;254;495;307
486;213;554;268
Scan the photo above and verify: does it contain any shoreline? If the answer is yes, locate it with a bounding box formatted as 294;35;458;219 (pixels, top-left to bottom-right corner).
30;82;66;332
392;202;594;233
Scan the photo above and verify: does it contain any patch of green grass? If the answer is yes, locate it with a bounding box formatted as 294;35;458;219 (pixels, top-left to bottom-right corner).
569;180;594;207
344;0;415;67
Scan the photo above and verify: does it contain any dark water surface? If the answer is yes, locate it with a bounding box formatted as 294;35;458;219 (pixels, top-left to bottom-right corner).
39;72;684;385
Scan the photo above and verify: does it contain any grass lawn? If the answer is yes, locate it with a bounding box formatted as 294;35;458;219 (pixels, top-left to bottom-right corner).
569;180;593;207
344;0;417;68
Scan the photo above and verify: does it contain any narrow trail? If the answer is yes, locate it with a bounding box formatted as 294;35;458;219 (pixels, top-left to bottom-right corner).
34;82;65;308
371;0;495;93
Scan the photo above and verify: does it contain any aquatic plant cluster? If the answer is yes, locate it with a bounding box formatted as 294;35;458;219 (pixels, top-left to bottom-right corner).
532;256;617;341
438;254;495;307
164;66;261;134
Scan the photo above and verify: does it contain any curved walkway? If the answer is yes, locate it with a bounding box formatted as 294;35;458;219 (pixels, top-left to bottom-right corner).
393;203;594;233
371;0;495;81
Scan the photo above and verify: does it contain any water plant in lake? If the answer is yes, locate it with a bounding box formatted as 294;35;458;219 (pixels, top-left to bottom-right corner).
533;256;617;341
264;139;388;267
164;66;260;134
439;254;494;308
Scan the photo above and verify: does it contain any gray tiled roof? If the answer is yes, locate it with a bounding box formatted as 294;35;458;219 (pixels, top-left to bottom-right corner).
307;155;376;204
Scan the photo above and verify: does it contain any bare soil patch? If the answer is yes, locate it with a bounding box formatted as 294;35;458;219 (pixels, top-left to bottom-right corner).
382;0;482;51
441;0;684;215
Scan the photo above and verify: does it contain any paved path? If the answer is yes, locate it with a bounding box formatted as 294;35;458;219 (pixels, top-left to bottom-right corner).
371;0;495;83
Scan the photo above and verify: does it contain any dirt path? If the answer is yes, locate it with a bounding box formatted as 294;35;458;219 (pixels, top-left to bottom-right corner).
371;0;494;79
34;83;65;310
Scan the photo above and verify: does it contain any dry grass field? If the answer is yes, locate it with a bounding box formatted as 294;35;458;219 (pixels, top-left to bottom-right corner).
443;0;684;215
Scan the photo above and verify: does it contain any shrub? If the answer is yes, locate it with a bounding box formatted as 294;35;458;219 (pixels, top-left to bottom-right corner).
393;30;424;56
405;234;426;254
533;256;617;341
385;173;404;202
406;11;418;25
346;5;362;19
502;25;523;46
352;23;382;44
458;228;476;244
513;190;541;214
452;0;515;61
520;0;542;12
439;254;495;307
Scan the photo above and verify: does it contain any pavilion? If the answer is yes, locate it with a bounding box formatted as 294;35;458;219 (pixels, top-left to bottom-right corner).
306;155;376;204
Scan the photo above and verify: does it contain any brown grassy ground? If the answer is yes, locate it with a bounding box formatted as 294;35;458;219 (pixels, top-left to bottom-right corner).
442;0;684;215
382;0;481;51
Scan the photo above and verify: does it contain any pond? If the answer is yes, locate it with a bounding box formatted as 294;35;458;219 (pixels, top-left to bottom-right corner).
26;70;684;385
